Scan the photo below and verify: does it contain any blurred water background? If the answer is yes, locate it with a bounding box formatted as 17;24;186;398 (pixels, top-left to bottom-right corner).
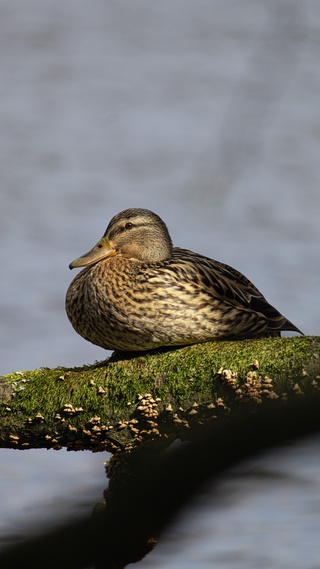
0;1;320;567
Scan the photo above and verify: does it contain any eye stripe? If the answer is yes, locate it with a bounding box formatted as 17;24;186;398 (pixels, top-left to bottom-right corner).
107;220;156;239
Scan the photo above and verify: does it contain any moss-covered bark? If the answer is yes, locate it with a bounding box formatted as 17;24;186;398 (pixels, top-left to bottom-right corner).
0;336;319;452
1;337;320;569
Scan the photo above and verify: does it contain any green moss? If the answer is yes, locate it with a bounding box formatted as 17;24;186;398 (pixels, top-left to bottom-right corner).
1;337;319;430
86;336;319;409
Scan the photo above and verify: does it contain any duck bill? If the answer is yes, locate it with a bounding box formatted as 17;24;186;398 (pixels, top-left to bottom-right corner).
69;237;117;269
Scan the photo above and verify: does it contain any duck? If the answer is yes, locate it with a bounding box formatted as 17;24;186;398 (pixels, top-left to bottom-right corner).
66;208;302;351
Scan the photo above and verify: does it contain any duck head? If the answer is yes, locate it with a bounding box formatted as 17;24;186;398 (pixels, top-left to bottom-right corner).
69;208;173;269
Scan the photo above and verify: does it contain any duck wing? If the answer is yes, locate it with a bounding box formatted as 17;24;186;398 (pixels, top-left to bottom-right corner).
172;248;303;335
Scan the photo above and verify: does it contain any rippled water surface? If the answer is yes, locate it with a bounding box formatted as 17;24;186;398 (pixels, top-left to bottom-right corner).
0;1;319;567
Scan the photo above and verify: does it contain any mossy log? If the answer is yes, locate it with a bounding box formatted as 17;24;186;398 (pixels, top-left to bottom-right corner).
0;336;319;453
1;336;320;569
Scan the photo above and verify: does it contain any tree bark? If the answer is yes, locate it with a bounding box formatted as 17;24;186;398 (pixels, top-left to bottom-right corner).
1;336;319;452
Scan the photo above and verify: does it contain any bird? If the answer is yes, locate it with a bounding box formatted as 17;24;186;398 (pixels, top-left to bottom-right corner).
66;208;302;352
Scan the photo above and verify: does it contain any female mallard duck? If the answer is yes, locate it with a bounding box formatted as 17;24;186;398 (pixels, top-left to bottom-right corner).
66;208;302;351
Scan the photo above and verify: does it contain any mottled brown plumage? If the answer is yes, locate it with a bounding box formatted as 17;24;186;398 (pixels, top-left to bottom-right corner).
66;208;302;351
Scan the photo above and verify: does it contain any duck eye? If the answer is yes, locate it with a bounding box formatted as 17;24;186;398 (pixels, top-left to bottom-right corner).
125;222;134;229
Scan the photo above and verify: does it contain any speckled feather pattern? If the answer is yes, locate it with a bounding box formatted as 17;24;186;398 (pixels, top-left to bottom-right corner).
66;245;300;351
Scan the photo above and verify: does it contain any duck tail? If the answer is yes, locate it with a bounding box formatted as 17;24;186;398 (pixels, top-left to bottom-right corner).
281;318;304;335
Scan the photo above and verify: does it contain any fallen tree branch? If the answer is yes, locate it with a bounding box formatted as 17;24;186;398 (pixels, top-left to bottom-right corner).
0;337;319;452
0;392;320;569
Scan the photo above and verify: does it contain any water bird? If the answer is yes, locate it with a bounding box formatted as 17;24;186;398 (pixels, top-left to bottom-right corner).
66;208;302;351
